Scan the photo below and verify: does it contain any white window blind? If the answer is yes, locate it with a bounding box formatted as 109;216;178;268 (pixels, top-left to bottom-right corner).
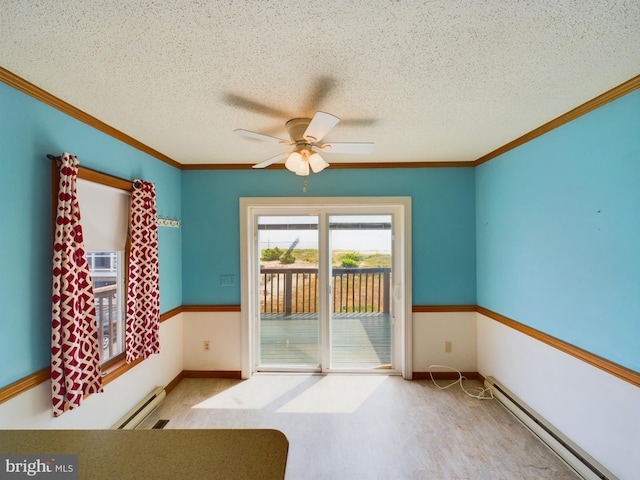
76;178;130;251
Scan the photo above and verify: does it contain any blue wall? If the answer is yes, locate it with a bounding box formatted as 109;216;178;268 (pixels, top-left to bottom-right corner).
0;82;182;387
181;167;477;306
476;90;640;372
5;70;636;390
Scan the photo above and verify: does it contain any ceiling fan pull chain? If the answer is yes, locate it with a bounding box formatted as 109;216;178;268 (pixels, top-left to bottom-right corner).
303;178;308;193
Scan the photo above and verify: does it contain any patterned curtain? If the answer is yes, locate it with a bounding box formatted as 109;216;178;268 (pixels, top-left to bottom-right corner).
51;153;103;417
125;180;160;363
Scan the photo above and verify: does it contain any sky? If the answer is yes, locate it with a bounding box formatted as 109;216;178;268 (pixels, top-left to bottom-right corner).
258;215;392;253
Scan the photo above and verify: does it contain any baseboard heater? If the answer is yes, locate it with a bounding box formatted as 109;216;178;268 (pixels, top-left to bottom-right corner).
111;386;166;430
483;376;617;480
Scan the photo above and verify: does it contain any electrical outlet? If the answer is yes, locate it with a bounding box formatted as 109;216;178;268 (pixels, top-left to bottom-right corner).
204;340;210;351
444;341;452;353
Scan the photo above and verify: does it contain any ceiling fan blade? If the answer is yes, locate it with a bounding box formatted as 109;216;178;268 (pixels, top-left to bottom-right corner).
224;93;293;119
234;129;292;145
302;76;337;113
339;118;378;127
303;111;340;142
252;152;290;169
315;142;375;154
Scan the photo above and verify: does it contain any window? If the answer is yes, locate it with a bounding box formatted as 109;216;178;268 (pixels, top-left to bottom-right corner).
76;178;130;363
87;251;124;362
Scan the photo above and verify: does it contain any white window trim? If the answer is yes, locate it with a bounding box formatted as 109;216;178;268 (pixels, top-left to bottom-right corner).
239;197;413;379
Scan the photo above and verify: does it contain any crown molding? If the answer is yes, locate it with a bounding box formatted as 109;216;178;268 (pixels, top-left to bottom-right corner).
3;66;637;171
181;160;475;170
0;66;181;169
474;74;640;166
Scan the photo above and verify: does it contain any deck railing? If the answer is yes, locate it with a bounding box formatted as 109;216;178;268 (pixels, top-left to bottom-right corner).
94;284;121;361
260;267;391;315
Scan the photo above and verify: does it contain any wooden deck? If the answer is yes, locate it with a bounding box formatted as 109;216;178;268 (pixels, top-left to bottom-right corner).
259;312;392;369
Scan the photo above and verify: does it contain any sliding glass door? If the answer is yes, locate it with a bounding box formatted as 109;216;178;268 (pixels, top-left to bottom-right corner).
241;197;411;377
257;215;320;369
329;215;393;369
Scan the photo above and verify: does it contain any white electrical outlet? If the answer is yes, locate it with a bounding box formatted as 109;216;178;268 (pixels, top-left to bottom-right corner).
444;341;452;353
204;340;210;351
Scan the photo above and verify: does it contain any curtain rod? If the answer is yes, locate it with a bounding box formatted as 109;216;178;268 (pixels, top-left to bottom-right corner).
48;153;141;188
48;154;178;228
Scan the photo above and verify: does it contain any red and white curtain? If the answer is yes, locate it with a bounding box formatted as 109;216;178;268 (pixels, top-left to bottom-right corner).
125;179;160;363
51;153;103;416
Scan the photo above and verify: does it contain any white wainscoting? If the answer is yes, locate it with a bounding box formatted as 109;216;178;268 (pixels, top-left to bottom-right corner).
183;310;478;376
477;312;640;480
0;313;184;429
412;311;478;373
183;311;242;371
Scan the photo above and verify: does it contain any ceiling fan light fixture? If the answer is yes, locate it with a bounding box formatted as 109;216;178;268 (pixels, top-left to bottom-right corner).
285;151;303;173
308;152;329;173
235;110;373;176
296;160;310;176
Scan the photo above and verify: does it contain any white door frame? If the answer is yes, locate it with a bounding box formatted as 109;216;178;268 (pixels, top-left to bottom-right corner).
240;197;412;379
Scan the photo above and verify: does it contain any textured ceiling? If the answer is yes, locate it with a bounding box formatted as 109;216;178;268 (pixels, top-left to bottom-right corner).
1;1;639;166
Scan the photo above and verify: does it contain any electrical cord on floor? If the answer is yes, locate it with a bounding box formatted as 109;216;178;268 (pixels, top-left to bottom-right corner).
428;365;494;400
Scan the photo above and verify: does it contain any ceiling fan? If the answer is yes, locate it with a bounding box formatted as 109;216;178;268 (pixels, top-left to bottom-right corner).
234;111;375;176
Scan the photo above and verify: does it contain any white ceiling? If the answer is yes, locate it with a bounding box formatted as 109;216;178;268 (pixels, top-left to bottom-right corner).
1;1;639;166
